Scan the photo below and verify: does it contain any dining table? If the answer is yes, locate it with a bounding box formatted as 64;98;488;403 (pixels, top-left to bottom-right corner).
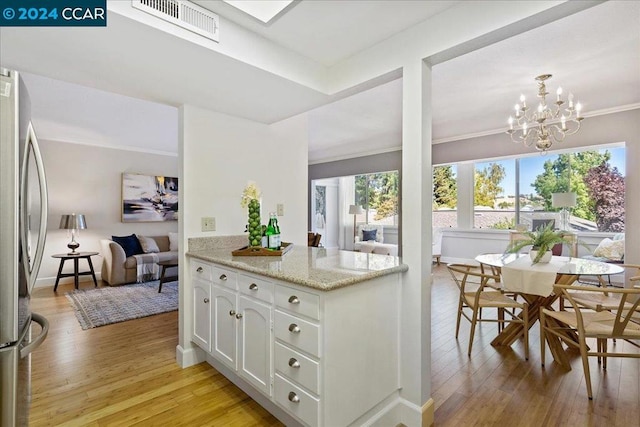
474;253;625;367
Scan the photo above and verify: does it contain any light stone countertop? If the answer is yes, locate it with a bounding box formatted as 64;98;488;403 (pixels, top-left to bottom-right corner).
186;245;408;291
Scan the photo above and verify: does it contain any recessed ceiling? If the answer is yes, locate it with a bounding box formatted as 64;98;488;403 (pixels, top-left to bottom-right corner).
0;1;637;163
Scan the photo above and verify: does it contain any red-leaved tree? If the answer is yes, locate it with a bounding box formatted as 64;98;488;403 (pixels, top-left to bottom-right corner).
584;162;625;232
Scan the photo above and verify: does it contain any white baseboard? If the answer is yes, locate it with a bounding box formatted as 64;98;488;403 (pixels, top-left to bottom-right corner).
176;344;205;368
34;272;103;289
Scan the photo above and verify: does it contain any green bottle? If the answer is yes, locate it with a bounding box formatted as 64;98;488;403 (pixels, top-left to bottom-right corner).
264;212;279;250
267;212;280;249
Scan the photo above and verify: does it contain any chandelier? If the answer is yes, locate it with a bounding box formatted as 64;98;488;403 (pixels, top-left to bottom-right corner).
506;74;584;152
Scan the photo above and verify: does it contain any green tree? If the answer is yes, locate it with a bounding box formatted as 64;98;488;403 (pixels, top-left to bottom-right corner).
531;151;610;221
474;163;505;208
433;166;457;208
355;172;399;221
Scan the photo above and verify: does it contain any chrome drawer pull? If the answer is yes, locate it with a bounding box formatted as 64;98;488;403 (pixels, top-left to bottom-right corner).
229;310;236;316
288;358;300;368
196;267;203;273
249;283;258;291
288;392;300;403
288;323;301;334
288;295;300;304
236;313;243;319
219;274;227;281
203;298;210;303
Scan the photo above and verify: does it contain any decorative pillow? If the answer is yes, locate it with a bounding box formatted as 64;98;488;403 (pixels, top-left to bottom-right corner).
362;229;377;242
112;234;144;258
137;235;160;254
168;232;178;251
593;238;624;260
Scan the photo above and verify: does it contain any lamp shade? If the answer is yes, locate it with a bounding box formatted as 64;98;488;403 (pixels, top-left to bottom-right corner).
551;192;577;208
348;205;363;215
59;214;87;230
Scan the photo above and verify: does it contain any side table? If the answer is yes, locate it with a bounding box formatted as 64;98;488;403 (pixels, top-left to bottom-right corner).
157;260;178;293
52;251;99;291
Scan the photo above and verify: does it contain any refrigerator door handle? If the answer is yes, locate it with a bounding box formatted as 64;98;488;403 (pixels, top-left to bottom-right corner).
19;312;49;358
20;121;48;293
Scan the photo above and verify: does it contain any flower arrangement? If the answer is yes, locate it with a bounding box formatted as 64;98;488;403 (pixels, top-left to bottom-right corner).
505;222;567;264
241;182;262;247
240;181;261;208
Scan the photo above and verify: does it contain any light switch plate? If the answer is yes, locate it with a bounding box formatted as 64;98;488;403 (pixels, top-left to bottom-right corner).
201;217;216;232
277;204;284;216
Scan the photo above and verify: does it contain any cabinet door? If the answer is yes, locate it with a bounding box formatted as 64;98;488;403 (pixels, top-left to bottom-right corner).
192;279;211;352
212;286;238;369
238;295;272;396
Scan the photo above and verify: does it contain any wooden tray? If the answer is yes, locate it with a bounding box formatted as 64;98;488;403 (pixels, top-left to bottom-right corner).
232;242;293;257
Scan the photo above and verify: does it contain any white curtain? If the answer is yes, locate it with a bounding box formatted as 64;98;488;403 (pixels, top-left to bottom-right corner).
338;176;356;250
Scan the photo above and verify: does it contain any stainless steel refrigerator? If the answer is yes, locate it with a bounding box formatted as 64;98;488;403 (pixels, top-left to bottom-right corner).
1;68;50;426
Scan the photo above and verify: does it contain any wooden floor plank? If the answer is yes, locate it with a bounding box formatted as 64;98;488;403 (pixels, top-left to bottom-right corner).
28;269;640;426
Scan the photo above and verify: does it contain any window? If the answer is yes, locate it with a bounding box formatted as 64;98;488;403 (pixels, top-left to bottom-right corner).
354;171;399;226
433;165;458;228
473;160;515;229
470;146;625;232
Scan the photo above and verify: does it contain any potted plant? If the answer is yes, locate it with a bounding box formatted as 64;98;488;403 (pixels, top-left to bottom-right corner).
505;222;567;264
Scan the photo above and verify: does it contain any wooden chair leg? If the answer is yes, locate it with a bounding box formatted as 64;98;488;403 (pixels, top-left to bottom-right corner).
523;303;529;361
455;298;464;339
579;335;594;400
468;308;479;357
540;309;546;367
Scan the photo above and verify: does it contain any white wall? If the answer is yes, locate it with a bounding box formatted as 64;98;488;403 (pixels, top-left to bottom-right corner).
180;105;308;243
37;140;178;286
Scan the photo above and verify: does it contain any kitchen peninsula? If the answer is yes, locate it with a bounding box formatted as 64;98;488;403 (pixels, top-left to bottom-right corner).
185;236;407;427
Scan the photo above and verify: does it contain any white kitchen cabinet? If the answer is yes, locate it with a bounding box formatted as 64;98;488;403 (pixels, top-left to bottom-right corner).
192;278;211;352
212;285;238;369
189;255;401;427
238;295;272;396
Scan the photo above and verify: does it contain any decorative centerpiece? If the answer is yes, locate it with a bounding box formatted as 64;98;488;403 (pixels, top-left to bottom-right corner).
241;182;262;247
505;222;566;264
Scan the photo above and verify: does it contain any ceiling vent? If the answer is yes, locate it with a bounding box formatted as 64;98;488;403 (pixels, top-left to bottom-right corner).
132;0;219;42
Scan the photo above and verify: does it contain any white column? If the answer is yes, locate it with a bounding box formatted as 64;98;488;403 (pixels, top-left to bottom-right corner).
456;162;475;229
401;59;433;425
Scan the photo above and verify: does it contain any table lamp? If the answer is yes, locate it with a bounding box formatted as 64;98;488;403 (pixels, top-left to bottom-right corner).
551;192;576;231
60;213;87;254
348;205;364;240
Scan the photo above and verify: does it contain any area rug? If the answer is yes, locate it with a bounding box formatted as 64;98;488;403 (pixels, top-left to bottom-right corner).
66;281;178;330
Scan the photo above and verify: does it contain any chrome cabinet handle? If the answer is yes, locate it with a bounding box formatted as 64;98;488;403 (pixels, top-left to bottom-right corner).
249;283;258;291
236;313;243;319
288;323;301;334
288;358;300;368
203;298;209;303
229;310;236;316
288;392;300;403
219;274;227;281
288;295;300;304
196;267;203;273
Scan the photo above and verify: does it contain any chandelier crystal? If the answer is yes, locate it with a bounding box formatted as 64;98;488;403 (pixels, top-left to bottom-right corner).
506;74;584;152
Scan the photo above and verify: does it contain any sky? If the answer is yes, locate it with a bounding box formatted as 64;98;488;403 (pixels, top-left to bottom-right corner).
475;146;625;197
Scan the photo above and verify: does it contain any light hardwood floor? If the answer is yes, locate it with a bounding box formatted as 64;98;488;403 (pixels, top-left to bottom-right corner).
29;268;639;426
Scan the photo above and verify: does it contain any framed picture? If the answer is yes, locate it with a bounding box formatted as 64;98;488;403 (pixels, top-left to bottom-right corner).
122;173;178;222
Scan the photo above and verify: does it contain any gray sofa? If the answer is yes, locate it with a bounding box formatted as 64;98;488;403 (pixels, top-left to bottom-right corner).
100;235;178;286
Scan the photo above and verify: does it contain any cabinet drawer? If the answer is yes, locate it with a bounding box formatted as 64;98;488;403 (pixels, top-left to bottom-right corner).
191;260;212;281
274;374;319;427
275;285;320;320
212;266;237;290
275;342;319;394
238;274;274;303
275;310;320;358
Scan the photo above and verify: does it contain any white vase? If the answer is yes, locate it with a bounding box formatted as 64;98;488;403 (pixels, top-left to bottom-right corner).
529;249;552;263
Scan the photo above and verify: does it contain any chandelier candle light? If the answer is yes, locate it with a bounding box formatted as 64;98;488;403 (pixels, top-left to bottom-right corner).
506;74;584;153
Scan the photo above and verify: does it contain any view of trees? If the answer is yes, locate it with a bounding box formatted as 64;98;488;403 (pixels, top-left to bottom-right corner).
584;162;625;232
355;171;399;221
433;166;456;208
474;163;506;208
433;148;626;232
